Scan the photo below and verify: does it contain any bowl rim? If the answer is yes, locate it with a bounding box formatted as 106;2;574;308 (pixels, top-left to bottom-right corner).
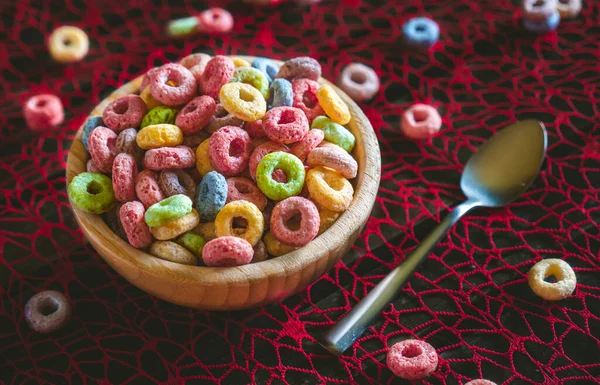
66;55;381;305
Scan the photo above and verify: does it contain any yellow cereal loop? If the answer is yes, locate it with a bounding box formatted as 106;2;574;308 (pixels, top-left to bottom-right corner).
215;201;264;246
140;86;163;110
318;206;341;235
232;57;251;67
219;82;266;122
48;26;89;63
150;209;200;240
306;166;354;212
316;84;351;125
195;139;215;177
263;231;297;257
136;124;183;150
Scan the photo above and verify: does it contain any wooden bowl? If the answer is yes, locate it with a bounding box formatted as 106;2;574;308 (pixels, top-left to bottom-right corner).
66;56;381;310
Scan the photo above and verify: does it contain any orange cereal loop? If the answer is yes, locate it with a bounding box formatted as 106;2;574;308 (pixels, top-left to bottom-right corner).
263;231;297;257
140;86;163;110
136;124;183;150
195;139;215;177
316;84;351;125
150;209;200;240
305;166;354;212
48;26;89;63
219;82;267;122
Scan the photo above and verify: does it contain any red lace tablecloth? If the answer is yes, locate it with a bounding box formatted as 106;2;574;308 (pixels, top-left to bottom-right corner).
1;1;599;384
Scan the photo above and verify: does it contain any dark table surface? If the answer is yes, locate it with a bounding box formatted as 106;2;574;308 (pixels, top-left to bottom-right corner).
1;1;599;384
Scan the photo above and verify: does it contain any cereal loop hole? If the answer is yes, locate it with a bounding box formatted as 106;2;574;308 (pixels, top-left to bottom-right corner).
534;0;545;6
229;139;245;157
544;265;564;282
38;298;58;316
415;24;426;32
413;109;429;122
112;99;129;115
285;213;302;231
239;88;255;102
302;91;317;108
558;0;568;3
87;180;103;195
36;100;47;108
350;72;367;84
235;181;251;193
278;110;296;124
62;38;72;46
402;344;423;358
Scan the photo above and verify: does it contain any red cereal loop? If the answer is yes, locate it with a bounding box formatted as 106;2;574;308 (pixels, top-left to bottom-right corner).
290;128;324;162
102;94;147;132
202;236;254;267
112;153;138;203
226;177;268;211
140;67;158;92
209;126;252;176
23;94;64;131
270;197;320;247
150;63;197;107
135;169;164;209
119;201;152;249
249;141;289;180
88;126;118;173
179;53;212;81
386;339;438;380
244;119;266;138
176;95;216;134
263;106;309;144
199;56;235;98
143;145;195;170
197;8;234;34
292;79;325;122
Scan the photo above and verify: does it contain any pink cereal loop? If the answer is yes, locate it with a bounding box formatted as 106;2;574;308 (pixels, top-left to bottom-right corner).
226;177;268;211
135;169;164;209
244;119;266;138
209;126;252;176
306;146;357;179
263;106;309;144
386;339;438;380
179;53;212;81
176;95;216;134
23;94;64;131
119;201;152;249
202;236;254;267
143;145;195;170
338;62;380;102
198;8;234;34
112;153;138;203
141;67;159;92
199;56;235;98
290;128;324;162
292;79;325;122
102;94;147;132
88;126;118;173
150;63;197;107
464;380;497;385
400;103;442;139
270;197;320;247
249;141;289;180
86;159;103;174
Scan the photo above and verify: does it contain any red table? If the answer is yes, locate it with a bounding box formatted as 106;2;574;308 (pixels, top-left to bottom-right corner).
1;1;599;384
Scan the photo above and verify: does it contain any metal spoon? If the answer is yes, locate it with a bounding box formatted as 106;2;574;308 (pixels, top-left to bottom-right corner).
319;120;548;355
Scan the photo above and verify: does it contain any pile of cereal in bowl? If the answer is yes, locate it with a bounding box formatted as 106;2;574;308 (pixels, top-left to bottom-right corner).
68;55;359;267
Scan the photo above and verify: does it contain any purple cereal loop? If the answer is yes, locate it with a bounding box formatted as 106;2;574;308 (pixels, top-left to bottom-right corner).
205;103;244;133
150;63;197;106
400;103;442;139
306;146;358;179
112;153;138;203
338;63;380;102
249;141;289;180
88;126;118;173
115;128;144;164
386;339;438;380
102;94;147;132
290;128;324;162
226;177;268;211
158;169;196;199
270;196;320;247
143;145;195;170
202;236;254;267
176;95;216;134
276;56;321;81
24;291;71;333
135;169;164;209
252;240;268;263
209;126;252;176
179;53;212;81
119;201;152;249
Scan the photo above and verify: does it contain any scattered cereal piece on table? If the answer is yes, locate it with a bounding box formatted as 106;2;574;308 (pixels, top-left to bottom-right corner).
523;11;560;33
557;0;581;19
386;339;438;380
402;17;439;48
167;16;201;38
528;258;576;301
464;380;497;385
400;103;442;139
197;8;234;34
23;94;64;131
338;63;380;102
48;26;89;63
522;0;558;22
25;291;71;333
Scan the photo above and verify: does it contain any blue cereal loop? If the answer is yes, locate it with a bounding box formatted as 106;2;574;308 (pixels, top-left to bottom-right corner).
268;78;293;108
195;171;227;221
402;17;440;48
523;11;560;33
81;116;104;151
252;57;279;84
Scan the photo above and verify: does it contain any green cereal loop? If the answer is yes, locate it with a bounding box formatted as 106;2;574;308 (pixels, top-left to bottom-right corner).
311;115;356;152
140;106;178;129
176;232;206;257
256;152;305;201
231;67;270;100
68;172;115;214
144;194;193;227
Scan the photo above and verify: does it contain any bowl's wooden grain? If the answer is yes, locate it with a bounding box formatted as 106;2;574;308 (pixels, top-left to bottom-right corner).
66;56;381;310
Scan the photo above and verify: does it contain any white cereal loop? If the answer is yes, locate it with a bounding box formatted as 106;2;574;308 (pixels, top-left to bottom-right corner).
528;258;576;301
48;26;89;63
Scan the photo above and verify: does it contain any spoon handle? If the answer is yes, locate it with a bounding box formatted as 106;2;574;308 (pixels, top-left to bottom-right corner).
319;200;480;355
